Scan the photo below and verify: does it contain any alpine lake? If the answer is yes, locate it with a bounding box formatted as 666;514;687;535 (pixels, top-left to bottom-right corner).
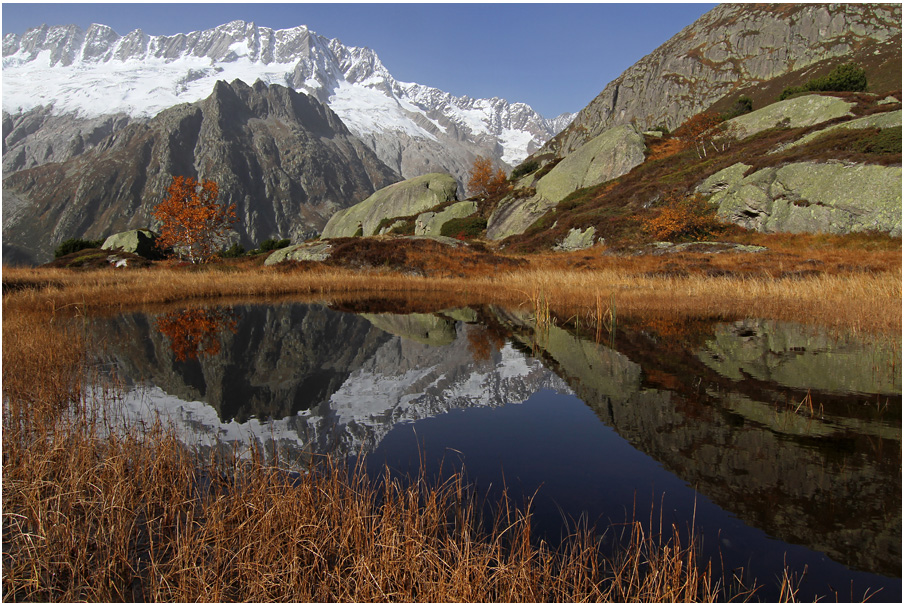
85;298;902;602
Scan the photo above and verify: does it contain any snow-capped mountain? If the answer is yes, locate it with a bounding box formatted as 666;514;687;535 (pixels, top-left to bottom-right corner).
3;20;573;182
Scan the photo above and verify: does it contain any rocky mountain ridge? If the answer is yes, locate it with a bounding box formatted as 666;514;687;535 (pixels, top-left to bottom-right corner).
3;79;398;264
539;3;901;160
3;20;572;185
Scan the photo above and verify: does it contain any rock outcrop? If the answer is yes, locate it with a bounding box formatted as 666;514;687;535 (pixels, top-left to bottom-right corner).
320;173;458;239
698;161;902;236
263;241;333;266
780;108;902;151
2;106;132;174
2;79;399;264
101;228;159;258
414;201;478;237
360;313;457;347
486;125;646;240
554;226;598;251
725;94;855;138
538;3;902;160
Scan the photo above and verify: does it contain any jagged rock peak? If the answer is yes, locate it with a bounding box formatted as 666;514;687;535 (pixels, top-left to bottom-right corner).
541;3;902;159
3;18;568;174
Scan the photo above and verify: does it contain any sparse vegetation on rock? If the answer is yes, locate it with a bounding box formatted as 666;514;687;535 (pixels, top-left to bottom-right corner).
779;63;868;100
54;238;104;258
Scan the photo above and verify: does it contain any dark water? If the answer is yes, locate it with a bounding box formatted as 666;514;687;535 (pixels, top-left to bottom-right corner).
89;302;902;602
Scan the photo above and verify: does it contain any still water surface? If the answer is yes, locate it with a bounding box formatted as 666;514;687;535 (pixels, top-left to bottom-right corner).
89;302;901;602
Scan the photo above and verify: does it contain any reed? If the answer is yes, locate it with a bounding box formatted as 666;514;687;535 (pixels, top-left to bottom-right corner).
2;250;898;601
4;262;900;334
3;310;736;602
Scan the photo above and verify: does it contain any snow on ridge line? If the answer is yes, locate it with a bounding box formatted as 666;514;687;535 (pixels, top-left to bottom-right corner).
4;20;568;164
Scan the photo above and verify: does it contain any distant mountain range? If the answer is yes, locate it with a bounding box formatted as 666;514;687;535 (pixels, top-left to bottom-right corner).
2;20;572;182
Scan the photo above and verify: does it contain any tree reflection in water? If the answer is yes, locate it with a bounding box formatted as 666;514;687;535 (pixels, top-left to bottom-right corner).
155;307;237;362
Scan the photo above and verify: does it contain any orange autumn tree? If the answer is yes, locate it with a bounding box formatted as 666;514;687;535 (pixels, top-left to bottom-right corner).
468;155;510;200
152;176;238;263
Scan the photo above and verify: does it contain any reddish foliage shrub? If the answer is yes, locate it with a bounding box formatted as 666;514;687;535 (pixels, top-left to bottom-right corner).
641;192;727;241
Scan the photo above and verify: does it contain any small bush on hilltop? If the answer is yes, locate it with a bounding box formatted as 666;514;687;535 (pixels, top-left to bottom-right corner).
721;95;753;120
779;63;867;100
641;191;727;242
54;238;104;258
259;238;291;252
219;243;246;258
440;216;487;239
510;160;539;180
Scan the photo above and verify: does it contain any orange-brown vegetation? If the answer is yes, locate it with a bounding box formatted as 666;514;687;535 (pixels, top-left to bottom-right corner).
466;324;508;362
153;176;238;263
3;230;900;335
468;155;510;201
673;111;724;158
640;191;728;241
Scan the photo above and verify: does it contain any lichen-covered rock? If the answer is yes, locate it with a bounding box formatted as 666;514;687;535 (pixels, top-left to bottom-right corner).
414;201;478;236
486;125;646;240
101;229;159;258
263;242;332;265
555;226;598;251
536;125;646;203
699;163;753;193
321;173;458;239
485;192;558;241
726;94;855;138
780;109;902;151
698;161;902;235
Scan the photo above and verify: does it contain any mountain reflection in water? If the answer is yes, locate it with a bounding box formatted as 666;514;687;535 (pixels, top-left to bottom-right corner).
88;302;901;602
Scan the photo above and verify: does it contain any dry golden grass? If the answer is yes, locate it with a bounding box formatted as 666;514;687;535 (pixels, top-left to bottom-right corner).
3;310;736;602
4;250;900;334
4;242;897;601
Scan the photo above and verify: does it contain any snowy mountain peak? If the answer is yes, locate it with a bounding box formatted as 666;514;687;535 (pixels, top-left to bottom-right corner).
4;20;572;184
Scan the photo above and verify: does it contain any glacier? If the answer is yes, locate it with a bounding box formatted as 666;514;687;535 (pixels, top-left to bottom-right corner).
3;20;574;169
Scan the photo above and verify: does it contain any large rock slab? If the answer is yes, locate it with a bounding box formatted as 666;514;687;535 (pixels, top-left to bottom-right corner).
321;173;458;239
726;94;855;138
698;161;902;235
554;226;598;251
486;125;646;240
101;229;159;258
536;124;647;203
414;201;478;236
263;242;332;266
697;319;901;395
780;109;902;151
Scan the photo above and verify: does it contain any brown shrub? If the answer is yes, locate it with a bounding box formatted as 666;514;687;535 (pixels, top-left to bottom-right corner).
641;192;728;242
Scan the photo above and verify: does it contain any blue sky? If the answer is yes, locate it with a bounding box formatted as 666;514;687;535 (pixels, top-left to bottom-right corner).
1;2;717;118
